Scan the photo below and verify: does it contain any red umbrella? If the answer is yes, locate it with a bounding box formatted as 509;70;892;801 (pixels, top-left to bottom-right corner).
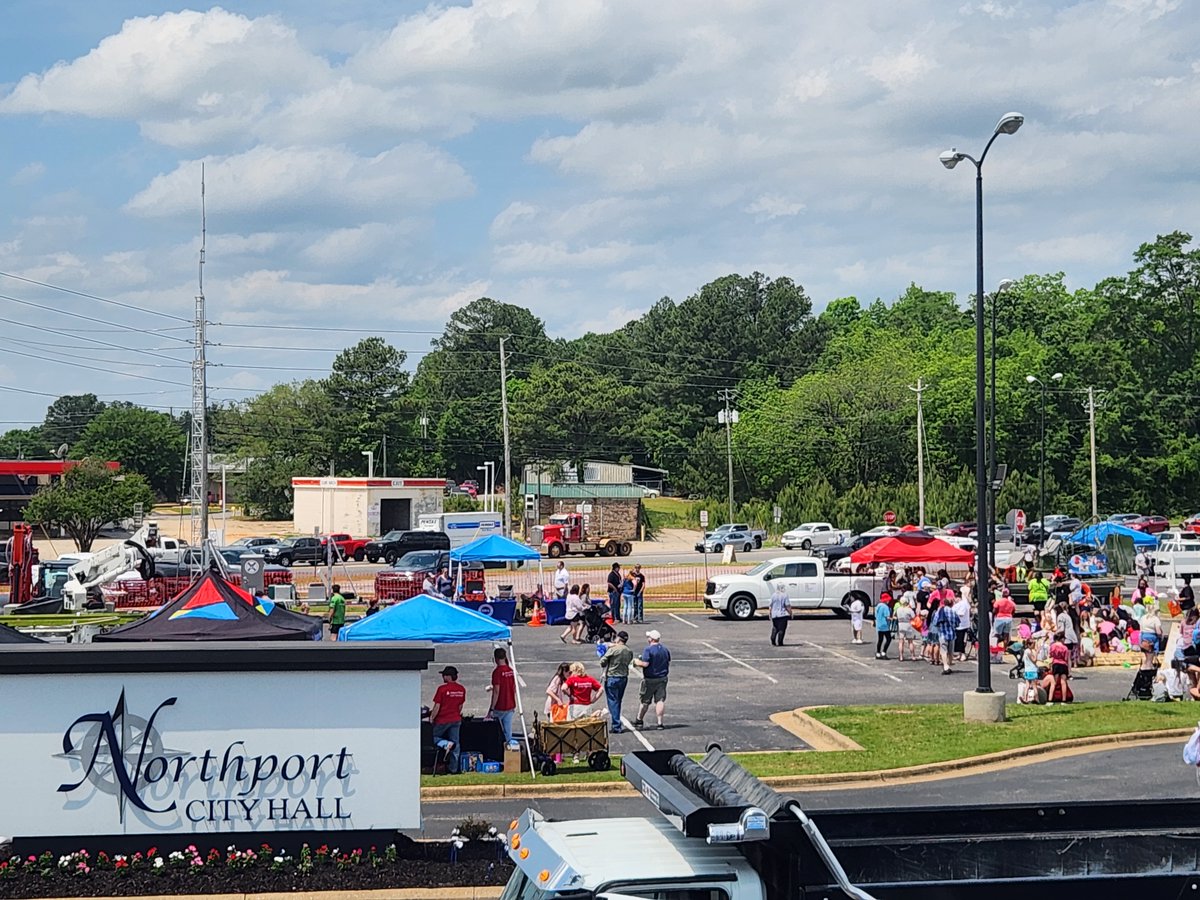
849;533;975;565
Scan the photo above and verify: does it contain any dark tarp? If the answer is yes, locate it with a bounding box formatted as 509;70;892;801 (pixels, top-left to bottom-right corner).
0;621;44;643
94;570;311;642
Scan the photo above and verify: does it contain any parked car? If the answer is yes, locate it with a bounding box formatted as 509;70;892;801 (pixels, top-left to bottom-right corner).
230;536;282;549
260;537;331;567
1130;515;1170;534
696;530;757;553
859;525;902;538
459;482;478;498
364;529;451;565
942;521;978;537
704;555;876;620
1107;513;1142;525
967;524;1015;542
780;522;851;552
1024;515;1081;544
696;523;766;551
326;532;371;562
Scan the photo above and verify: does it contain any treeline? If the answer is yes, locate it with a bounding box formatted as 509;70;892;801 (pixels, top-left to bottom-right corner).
5;232;1199;525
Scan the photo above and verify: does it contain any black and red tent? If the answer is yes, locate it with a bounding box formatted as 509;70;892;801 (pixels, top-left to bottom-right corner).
95;570;312;642
0;621;43;643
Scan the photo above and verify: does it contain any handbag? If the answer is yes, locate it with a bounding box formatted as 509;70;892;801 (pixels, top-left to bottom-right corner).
910;615;924;632
549;701;568;723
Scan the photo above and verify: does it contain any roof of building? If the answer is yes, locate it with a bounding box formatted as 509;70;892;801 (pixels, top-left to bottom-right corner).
0;460;119;476
520;483;646;499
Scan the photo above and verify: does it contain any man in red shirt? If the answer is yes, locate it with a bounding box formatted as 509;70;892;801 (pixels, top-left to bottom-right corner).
992;588;1017;644
487;648;518;747
429;666;466;774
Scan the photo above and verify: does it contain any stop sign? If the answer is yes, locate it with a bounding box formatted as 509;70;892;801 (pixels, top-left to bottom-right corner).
883;510;897;525
1014;509;1026;533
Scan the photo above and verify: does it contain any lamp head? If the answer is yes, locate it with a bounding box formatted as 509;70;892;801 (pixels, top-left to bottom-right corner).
1051;372;1063;381
997;278;1015;293
995;112;1024;135
1025;375;1037;384
939;149;963;170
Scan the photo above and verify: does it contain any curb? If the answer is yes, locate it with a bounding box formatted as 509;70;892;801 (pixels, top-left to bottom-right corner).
769;706;865;751
421;728;1192;802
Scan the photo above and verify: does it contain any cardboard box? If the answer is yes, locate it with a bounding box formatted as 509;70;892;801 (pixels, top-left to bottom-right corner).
504;744;529;773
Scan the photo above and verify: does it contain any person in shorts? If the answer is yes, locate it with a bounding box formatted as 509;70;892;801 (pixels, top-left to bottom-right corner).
633;629;671;730
327;584;346;639
1048;632;1071;702
992;588;1016;643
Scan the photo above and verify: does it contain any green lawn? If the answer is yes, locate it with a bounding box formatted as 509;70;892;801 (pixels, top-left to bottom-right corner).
420;702;1194;787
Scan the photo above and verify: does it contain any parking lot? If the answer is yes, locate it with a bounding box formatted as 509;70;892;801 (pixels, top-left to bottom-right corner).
418;608;1142;755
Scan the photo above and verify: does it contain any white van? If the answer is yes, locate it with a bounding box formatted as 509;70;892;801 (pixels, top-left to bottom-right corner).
416;512;502;548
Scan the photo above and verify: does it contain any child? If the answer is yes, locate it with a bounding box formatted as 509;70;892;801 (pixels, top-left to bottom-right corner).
849;594;865;644
1048;631;1071;703
1019;640;1042;704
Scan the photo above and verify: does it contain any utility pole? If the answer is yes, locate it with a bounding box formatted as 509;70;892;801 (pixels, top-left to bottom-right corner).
381;435;387;478
1086;387;1098;520
189;165;210;568
909;379;926;528
718;389;738;524
499;337;513;538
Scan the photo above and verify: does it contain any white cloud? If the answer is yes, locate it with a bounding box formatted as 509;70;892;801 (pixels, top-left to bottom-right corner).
125;144;473;221
745;194;806;221
9;162;45;185
494;240;643;273
864;43;936;89
490;201;539;238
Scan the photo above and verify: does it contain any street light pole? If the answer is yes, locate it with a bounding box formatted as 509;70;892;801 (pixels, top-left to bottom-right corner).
941;111;1023;705
988;279;1014;567
361;450;374;478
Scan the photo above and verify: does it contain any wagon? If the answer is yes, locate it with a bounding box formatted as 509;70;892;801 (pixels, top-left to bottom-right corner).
531;713;611;776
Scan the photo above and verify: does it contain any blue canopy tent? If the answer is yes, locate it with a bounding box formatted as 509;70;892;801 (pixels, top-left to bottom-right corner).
337;592;536;778
1064;522;1157;548
448;534;543;621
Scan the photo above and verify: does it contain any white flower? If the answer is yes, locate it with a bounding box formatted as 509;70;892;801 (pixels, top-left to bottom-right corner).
154;857;164;869
273;856;284;864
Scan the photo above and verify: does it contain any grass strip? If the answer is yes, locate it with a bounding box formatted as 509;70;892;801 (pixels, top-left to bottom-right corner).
421;702;1194;787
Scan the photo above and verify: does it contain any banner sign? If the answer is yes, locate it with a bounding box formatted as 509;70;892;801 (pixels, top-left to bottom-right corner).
1068;553;1107;576
0;649;427;837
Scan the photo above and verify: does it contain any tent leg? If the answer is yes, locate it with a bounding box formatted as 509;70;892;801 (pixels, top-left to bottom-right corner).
508;640;537;781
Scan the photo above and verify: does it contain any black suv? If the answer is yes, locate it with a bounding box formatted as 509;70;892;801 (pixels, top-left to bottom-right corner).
261;536;331;567
364;530;451;564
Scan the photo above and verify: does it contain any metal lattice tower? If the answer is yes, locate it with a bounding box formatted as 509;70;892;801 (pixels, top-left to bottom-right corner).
188;166;209;558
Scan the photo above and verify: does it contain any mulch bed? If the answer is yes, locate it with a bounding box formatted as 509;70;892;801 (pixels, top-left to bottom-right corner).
0;838;512;898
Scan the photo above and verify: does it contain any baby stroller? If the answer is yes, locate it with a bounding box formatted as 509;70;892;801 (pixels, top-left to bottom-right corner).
1123;666;1158;702
1006;640;1025;680
581;603;616;644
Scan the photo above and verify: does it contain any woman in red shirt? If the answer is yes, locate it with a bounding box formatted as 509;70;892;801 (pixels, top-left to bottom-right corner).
565;661;601;720
1048;632;1071;702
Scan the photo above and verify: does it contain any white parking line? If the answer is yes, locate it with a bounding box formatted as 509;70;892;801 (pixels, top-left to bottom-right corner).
800;639;903;683
699;641;779;684
669;613;699;629
622;717;656;751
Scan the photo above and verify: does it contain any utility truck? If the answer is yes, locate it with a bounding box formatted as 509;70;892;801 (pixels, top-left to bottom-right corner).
417;511;502;548
504;746;1200;898
531;513;632;558
704;555;876;620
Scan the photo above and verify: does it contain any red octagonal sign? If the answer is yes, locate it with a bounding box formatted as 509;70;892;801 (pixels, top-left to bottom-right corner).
883;510;897;525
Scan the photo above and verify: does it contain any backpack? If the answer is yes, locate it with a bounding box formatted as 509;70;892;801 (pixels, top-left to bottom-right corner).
1183;723;1200;766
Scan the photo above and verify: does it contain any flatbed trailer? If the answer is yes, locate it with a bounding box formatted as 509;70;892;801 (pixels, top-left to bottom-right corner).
506;744;1200;898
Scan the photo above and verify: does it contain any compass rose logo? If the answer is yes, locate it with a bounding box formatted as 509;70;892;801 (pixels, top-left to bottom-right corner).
56;689;183;823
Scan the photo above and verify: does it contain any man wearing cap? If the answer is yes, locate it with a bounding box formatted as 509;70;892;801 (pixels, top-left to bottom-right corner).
428;666;466;774
599;631;634;732
633;630;671;730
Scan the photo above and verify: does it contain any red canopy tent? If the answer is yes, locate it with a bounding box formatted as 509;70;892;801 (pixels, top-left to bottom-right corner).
849;533;975;565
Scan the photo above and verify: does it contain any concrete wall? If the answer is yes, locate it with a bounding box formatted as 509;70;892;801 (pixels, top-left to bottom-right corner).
536;496;641;540
293;484;443;536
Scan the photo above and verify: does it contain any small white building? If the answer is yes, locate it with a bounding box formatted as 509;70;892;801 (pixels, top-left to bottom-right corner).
292;477;445;537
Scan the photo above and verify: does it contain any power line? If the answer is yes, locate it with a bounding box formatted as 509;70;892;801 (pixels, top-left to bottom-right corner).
0;292;192;343
0;270;192;323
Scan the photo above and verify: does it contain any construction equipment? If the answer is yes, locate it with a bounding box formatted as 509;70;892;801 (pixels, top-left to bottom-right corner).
531;512;632;558
3;522;38;606
62;522;158;611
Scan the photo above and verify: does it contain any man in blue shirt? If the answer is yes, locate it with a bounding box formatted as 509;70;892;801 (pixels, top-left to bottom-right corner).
633;629;671;730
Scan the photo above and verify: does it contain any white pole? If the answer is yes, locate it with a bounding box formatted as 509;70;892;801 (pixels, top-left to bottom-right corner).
1088;386;1098;520
500;338;513;537
506;640;537;780
909;378;926;527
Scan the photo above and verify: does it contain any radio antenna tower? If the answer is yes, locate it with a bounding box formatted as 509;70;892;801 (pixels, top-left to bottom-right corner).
188;164;210;565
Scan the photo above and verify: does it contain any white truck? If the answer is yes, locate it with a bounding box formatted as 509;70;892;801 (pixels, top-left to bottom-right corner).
779;522;850;551
704;555;876;620
416;511;502;548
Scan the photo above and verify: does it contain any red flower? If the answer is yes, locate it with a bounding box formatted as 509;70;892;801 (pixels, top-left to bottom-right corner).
147;847;157;858
115;860;129;870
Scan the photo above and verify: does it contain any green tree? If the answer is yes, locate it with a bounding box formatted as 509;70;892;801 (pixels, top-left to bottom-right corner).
323;337;412;474
0;427;50;459
240;454;314;520
74;406;187;497
41;393;107;451
24;459;154;551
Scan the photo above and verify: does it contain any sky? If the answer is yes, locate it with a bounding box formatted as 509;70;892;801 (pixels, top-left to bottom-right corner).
0;0;1198;427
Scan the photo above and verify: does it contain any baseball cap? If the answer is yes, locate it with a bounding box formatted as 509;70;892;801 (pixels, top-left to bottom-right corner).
439;666;458;678
617;630;629;640
646;629;661;640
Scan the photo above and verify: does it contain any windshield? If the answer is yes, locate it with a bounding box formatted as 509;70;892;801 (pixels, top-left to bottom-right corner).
746;561;774;576
396;551;440;569
380;531;405;542
499;870;556;900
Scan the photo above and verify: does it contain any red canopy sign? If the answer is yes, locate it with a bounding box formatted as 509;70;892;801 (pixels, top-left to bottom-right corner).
849;533;975;565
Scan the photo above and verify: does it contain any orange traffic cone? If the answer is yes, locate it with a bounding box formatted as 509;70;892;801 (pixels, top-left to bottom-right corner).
528;604;545;627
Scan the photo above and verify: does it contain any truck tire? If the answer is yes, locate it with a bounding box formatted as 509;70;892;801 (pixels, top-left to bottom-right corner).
712;543;724;553
842;590;871;617
353;549;365;562
384;550;398;565
801;539;812;550
367;555;379;564
754;536;763;549
601;541;617;557
547;543;564;559
277;555;292;567
742;542;753;552
618;542;632;556
727;593;756;621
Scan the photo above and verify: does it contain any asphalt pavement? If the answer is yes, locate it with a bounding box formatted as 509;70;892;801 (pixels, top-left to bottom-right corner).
410;741;1199;838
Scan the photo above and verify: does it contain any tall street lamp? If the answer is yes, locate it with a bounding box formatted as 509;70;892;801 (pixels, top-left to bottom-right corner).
940;111;1023;711
1025;372;1063;546
988;278;1015;567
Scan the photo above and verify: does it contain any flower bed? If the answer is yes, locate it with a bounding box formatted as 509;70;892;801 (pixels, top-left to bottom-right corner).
0;838;512;898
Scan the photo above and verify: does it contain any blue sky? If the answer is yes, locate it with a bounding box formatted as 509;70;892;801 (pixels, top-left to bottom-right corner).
1;0;1198;426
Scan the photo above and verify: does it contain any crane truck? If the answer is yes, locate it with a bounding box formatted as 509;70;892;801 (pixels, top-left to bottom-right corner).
505;744;1200;898
530;513;632;558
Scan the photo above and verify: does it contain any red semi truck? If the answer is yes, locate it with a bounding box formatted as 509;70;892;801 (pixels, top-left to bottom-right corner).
530;512;632;558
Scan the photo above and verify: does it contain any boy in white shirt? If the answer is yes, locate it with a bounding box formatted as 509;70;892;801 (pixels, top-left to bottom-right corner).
849;596;865;644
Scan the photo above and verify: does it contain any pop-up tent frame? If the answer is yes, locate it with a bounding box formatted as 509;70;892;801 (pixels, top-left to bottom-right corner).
337;593;537;779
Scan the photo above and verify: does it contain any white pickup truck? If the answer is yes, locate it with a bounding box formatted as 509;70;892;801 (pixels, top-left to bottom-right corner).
704;555;876;620
779;521;850;551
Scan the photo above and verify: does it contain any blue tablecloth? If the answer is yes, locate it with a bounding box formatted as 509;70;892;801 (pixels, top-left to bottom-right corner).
454;598;516;625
